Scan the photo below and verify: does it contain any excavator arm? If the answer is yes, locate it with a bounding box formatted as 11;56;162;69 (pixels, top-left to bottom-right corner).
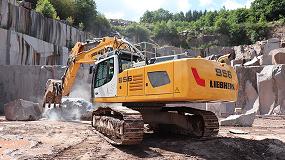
42;37;140;107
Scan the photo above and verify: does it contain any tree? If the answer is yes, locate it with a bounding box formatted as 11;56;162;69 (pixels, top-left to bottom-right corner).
140;10;154;23
214;17;230;35
35;0;57;19
173;12;185;21
50;0;76;20
140;9;173;23
124;23;150;42
251;0;285;21
92;13;112;36
185;10;193;21
153;20;179;45
74;0;97;31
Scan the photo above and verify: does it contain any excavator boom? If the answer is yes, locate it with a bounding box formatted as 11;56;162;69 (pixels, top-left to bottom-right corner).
42;37;142;107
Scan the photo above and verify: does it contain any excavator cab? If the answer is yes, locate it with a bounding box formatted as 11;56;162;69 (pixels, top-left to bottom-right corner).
91;50;141;98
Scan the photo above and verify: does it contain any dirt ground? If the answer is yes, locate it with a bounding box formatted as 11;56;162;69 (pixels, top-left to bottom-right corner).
0;116;285;160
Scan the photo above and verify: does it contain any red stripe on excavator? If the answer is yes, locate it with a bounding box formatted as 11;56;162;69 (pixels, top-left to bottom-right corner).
191;67;205;87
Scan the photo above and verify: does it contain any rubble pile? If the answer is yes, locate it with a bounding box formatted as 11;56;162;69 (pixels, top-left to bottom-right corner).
42;98;94;121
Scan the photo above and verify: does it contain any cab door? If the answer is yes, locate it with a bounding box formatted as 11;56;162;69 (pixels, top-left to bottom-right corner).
94;55;118;97
145;62;174;95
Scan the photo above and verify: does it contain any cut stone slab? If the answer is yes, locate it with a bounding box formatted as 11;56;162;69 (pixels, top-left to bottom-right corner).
220;98;259;127
244;56;261;66
220;112;256;127
4;99;42;121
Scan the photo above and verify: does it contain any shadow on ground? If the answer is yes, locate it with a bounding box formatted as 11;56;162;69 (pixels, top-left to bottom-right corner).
117;133;285;160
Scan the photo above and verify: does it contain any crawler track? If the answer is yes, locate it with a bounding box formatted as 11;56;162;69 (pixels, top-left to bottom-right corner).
162;107;219;138
92;106;144;145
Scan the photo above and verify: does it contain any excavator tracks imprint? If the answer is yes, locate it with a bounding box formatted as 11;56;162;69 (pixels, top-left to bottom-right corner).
92;106;144;145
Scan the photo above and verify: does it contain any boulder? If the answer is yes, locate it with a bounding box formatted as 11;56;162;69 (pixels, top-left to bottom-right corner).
269;48;285;64
4;99;42;121
257;65;285;115
263;38;280;55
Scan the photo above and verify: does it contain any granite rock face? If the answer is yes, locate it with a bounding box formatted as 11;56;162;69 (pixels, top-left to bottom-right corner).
235;66;264;110
4;99;41;121
257;65;285;115
0;0;94;66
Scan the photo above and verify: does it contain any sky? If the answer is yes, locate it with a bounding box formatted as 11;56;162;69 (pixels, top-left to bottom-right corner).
96;0;254;21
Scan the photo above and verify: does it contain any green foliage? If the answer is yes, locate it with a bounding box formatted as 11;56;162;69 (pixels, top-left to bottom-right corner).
25;0;112;35
125;23;150;42
214;17;231;35
35;0;57;19
92;13;112;36
66;16;74;25
50;0;76;20
74;0;97;31
135;0;283;47
173;12;185;21
251;0;285;21
78;22;84;30
141;8;173;23
153;20;179;45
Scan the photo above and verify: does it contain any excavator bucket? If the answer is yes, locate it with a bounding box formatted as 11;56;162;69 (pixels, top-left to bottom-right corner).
42;79;63;108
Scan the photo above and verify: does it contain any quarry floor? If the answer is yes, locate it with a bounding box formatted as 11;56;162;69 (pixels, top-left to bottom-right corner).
0;116;285;160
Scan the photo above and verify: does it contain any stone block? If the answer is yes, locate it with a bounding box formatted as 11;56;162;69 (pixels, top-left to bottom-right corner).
257;65;285;115
235;66;264;110
244;56;261;66
4;99;42;121
243;81;258;112
264;38;280;55
220;98;259;126
269;48;285;64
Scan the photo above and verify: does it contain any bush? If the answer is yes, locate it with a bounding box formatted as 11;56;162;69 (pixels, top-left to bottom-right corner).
35;0;57;19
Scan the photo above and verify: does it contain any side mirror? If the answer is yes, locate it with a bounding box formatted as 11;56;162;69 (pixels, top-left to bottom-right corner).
89;66;93;74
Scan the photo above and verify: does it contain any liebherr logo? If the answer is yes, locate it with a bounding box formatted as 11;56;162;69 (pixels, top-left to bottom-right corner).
191;67;235;90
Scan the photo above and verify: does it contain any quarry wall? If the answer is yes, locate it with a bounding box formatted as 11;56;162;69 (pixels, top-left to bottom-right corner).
0;0;93;65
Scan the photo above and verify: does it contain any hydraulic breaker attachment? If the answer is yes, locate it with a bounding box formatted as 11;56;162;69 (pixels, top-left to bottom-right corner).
42;79;63;108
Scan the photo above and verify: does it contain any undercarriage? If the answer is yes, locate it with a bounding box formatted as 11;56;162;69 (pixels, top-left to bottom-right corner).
92;104;219;145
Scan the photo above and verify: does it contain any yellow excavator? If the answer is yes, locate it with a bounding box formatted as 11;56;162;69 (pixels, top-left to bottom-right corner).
43;37;238;145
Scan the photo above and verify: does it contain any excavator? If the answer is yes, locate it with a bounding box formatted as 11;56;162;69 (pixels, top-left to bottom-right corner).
43;37;238;145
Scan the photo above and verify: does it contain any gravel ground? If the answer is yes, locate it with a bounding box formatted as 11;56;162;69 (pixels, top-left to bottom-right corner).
0;116;284;160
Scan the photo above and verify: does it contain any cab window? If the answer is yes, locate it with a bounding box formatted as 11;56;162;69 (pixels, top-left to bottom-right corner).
95;58;114;88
